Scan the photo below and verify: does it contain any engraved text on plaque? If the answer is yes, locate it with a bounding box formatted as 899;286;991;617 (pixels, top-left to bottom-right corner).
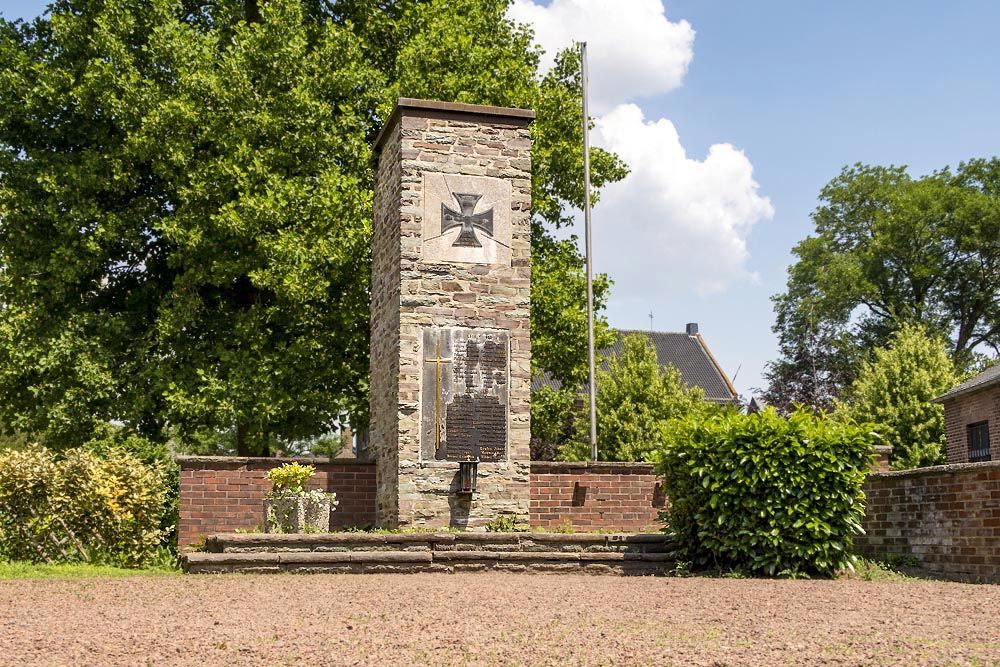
421;328;509;461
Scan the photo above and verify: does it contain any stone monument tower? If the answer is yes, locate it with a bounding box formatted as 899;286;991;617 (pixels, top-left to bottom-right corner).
370;98;534;529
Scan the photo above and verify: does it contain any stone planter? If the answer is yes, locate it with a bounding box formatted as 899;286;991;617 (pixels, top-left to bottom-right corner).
264;495;332;534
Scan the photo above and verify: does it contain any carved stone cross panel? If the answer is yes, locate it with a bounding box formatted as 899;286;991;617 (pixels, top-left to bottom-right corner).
441;193;494;248
422;173;511;265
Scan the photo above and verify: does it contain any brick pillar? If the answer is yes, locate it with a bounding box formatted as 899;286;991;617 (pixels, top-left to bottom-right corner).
370;98;534;529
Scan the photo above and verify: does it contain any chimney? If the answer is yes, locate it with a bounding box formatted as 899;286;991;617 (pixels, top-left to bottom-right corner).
686;322;699;336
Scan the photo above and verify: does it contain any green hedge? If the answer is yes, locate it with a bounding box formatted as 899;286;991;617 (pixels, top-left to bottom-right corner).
655;408;875;577
0;446;167;567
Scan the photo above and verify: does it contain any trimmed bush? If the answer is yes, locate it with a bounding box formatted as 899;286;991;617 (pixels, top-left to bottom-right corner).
0;446;166;567
83;430;179;551
655;408;875;577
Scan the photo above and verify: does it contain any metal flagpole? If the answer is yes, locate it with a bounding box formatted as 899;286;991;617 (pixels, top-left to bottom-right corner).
581;42;598;462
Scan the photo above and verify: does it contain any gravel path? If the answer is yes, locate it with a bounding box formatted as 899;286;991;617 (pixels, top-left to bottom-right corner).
2;574;998;666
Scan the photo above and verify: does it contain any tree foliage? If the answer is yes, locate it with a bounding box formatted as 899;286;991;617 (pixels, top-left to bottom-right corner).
837;323;956;469
560;333;713;462
0;0;626;454
764;160;1000;410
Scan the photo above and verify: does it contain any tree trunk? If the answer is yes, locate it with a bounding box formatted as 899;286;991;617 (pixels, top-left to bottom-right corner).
236;423;251;456
245;0;261;23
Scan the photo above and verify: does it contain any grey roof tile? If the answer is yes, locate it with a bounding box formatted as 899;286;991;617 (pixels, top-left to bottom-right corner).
933;362;1000;403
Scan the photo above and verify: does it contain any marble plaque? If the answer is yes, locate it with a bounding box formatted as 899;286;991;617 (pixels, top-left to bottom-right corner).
421;173;512;266
421;327;509;462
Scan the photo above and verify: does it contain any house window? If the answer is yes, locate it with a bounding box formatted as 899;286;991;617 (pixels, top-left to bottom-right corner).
967;422;991;463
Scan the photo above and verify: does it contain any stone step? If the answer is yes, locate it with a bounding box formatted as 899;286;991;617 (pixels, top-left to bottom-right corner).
204;531;673;555
185;531;675;575
183;548;675;575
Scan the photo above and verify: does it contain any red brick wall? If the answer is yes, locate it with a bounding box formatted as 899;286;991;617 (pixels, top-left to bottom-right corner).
856;461;1000;582
942;386;1000;464
529;462;665;532
177;458;665;544
177;457;377;546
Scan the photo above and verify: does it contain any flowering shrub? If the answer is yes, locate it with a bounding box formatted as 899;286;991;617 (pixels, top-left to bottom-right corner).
0;446;166;567
264;462;337;533
266;462;316;497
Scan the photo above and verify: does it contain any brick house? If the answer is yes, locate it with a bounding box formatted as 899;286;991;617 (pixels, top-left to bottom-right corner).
932;363;1000;463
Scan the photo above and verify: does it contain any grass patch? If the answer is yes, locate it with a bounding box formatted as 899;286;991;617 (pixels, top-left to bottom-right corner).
0;561;181;579
842;557;923;582
1;547;182;579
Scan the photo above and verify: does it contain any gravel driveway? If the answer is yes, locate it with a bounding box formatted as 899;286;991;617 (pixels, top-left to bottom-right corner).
2;573;998;666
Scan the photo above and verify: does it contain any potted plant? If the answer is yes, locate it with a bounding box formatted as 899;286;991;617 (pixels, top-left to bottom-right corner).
263;462;337;533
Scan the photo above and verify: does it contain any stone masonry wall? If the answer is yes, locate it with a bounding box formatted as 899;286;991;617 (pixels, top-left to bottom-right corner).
942;386;1000;464
370;103;403;524
370;99;534;529
856;461;1000;582
177;457;376;547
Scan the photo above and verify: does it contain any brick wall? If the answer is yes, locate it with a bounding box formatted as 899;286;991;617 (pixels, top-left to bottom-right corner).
178;458;663;544
182;452;1000;583
177;457;376;546
941;386;1000;464
529;462;665;533
856;461;1000;582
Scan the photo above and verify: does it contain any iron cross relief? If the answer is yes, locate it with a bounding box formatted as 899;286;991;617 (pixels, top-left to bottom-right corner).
441;192;494;248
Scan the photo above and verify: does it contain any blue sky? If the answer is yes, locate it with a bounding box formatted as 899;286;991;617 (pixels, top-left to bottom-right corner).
657;1;1000;394
5;1;1000;396
510;0;1000;395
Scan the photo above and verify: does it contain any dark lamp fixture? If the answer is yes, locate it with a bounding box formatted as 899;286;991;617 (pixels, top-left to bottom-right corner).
457;458;479;496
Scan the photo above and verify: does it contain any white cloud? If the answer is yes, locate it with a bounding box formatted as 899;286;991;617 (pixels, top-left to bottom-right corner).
507;1;772;297
508;0;695;113
592;104;774;295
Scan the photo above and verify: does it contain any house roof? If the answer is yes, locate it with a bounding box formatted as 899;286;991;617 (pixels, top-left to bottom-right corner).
932;362;1000;403
532;326;739;404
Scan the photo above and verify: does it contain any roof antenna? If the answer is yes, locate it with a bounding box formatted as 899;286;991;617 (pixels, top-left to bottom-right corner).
648;311;653;332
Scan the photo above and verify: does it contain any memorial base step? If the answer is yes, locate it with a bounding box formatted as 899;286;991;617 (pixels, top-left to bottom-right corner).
182;532;675;575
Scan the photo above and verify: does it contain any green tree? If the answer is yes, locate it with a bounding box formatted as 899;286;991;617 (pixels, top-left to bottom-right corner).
760;294;859;414
528;229;616;458
765;160;1000;410
0;0;626;454
838;323;957;469
560;333;713;462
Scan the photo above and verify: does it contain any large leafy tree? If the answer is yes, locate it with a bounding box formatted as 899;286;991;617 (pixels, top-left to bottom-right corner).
837;323;957;469
764;160;1000;410
0;0;625;454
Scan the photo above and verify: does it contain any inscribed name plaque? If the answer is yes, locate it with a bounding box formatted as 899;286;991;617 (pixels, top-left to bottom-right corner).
421;327;509;462
421;173;512;266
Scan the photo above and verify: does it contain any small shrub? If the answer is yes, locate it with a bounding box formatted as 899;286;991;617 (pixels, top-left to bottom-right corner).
655;407;875;577
0;446;166;567
266;462;316;496
485;514;526;532
264;462;336;533
84;428;180;551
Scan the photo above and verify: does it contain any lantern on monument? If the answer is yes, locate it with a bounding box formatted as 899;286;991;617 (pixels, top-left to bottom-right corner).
457;458;479;496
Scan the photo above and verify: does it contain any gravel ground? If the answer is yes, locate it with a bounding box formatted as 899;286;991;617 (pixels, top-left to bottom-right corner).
1;573;998;666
